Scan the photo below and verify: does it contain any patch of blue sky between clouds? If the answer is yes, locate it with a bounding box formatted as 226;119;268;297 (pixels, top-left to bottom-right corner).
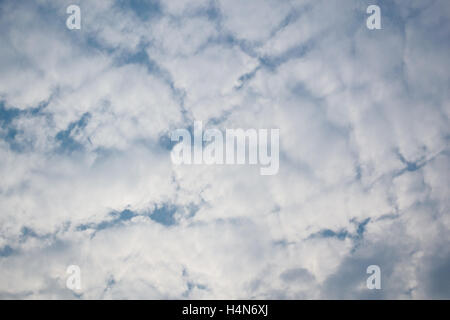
76;203;198;235
0;101;48;152
55;112;91;154
0;245;14;257
308;218;370;243
117;0;161;21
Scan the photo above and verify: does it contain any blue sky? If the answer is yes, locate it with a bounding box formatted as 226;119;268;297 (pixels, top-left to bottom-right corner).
0;0;449;299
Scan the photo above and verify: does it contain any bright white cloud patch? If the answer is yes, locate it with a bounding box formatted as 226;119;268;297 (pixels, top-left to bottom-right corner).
0;0;449;299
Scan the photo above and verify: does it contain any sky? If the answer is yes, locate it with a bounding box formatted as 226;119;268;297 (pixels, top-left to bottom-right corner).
0;0;449;299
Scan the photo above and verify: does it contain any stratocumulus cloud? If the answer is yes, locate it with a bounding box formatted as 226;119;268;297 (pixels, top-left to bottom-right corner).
0;0;449;299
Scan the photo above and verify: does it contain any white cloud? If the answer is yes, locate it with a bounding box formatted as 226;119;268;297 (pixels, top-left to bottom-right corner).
0;0;449;299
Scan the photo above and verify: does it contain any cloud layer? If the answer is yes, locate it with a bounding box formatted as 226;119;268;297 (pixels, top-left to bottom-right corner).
0;0;449;299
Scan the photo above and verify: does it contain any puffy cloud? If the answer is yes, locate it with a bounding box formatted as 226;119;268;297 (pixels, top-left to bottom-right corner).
0;0;449;299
